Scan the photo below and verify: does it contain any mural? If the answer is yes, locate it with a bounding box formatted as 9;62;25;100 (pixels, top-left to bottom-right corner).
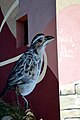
0;33;54;107
0;0;60;120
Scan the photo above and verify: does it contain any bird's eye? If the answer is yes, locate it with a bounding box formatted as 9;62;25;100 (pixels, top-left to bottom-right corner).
38;39;42;43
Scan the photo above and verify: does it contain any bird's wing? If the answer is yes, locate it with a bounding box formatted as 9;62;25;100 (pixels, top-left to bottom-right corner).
7;52;34;86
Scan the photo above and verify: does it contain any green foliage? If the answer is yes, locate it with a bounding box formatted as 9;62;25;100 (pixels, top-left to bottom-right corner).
0;100;25;120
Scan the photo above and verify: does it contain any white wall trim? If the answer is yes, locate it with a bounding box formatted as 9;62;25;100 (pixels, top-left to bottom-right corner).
0;54;22;67
0;0;19;32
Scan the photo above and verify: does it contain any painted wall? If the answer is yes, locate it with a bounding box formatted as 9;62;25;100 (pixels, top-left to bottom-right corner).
0;0;60;120
56;1;80;120
56;0;80;85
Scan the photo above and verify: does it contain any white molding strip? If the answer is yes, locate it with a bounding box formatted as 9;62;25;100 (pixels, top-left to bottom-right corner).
37;51;47;83
0;54;23;67
0;0;19;32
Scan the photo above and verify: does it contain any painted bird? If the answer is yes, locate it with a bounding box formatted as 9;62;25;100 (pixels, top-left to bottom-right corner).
0;33;54;108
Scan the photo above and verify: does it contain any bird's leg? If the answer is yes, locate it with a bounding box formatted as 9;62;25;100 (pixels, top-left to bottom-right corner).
15;87;28;109
15;88;20;107
21;95;28;110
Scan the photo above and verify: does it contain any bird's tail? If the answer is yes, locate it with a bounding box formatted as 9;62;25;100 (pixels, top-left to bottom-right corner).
0;86;9;98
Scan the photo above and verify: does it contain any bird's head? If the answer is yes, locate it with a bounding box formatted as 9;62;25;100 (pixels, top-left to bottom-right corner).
31;33;54;52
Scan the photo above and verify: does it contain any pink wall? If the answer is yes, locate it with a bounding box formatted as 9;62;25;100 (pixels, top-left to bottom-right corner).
57;4;80;85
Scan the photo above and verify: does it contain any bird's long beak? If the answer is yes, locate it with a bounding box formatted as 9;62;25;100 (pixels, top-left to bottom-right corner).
44;35;55;44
